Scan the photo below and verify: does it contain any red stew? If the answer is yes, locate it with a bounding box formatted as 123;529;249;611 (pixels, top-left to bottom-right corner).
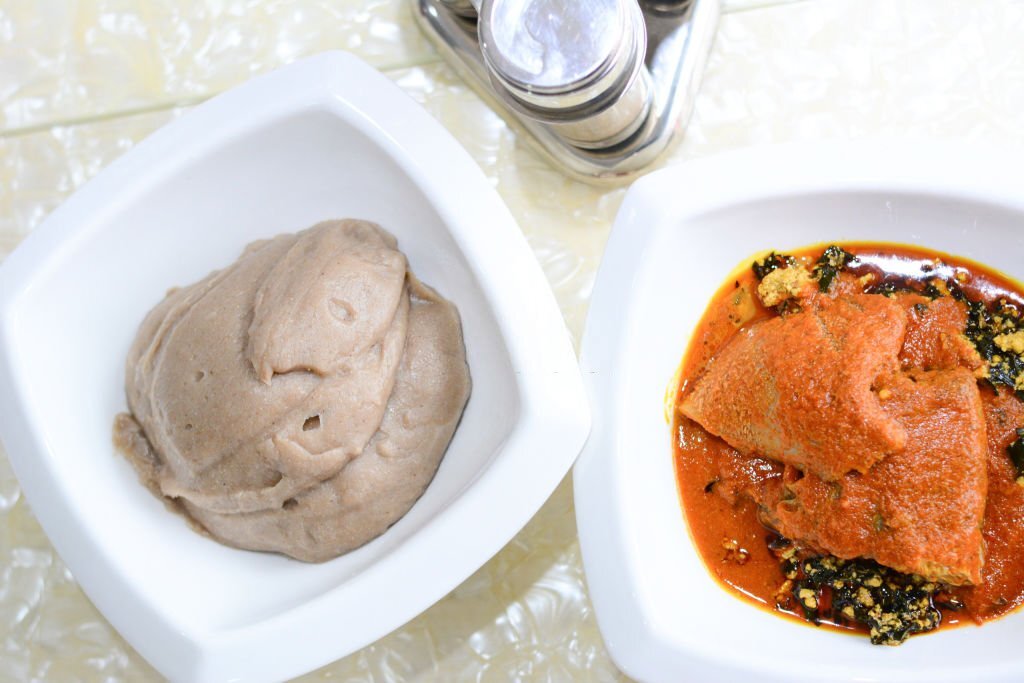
672;243;1024;637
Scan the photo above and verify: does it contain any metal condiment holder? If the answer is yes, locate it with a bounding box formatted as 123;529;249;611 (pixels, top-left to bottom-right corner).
412;0;720;183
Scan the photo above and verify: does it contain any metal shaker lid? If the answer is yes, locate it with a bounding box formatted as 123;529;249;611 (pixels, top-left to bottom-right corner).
479;0;630;106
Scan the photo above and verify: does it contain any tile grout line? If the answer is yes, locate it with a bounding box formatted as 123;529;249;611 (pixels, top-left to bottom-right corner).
0;95;215;139
0;54;444;140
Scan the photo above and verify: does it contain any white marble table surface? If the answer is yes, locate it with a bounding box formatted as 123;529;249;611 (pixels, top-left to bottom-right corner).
2;0;1024;680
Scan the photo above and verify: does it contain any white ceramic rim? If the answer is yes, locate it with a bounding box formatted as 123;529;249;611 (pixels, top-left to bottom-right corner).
0;51;590;683
575;139;1024;683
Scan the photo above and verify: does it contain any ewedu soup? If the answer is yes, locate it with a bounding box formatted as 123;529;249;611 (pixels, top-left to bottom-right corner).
672;243;1024;645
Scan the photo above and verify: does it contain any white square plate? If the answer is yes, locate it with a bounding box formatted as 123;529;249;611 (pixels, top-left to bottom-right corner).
575;140;1024;683
0;52;589;683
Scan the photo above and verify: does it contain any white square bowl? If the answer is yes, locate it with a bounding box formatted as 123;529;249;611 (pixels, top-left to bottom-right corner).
0;51;589;683
574;140;1024;683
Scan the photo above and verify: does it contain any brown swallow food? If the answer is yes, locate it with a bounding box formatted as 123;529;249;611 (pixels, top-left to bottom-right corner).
114;219;471;562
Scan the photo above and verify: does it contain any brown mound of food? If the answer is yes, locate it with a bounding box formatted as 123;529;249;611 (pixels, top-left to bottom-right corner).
115;219;471;562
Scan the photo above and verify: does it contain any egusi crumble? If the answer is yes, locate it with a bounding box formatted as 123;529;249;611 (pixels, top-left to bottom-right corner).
672;243;1024;645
